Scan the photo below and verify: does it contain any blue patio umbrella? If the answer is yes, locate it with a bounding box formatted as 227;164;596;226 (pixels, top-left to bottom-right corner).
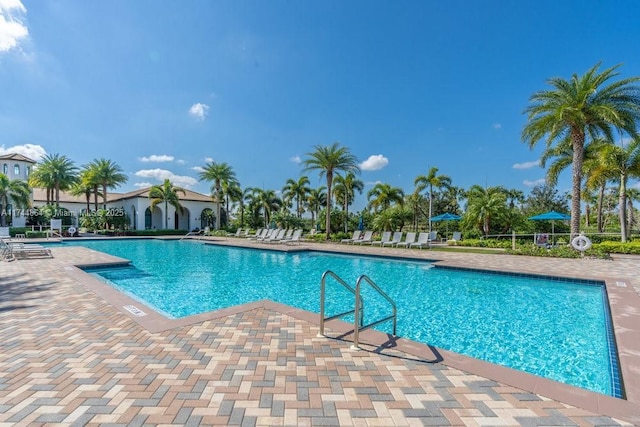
357;214;364;231
528;211;570;244
430;213;461;238
430;212;462;222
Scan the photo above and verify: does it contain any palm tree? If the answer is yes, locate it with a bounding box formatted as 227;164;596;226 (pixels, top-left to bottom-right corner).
198;161;237;230
29;153;78;208
590;138;640;241
522;62;640;237
69;169;101;213
333;172;364;232
626;187;640;235
0;174;30;226
250;188;282;228
86;158;128;209
282;176;311;218
223;180;242;226
307;186;327;228
465;185;508;236
414;167;452;232
303;143;359;239
148;179;186;230
367;182;404;213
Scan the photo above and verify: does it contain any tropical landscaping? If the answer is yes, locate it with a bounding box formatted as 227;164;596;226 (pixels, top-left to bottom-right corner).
2;62;640;257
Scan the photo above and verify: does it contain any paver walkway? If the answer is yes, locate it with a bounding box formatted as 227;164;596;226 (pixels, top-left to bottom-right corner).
0;239;639;426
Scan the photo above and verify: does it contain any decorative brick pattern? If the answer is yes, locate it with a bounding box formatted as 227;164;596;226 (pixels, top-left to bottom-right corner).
0;250;635;426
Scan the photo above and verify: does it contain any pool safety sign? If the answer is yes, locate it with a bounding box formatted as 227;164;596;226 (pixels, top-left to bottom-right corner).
123;305;147;317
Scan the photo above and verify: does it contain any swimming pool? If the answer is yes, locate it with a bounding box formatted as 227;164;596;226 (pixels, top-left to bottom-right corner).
68;239;620;397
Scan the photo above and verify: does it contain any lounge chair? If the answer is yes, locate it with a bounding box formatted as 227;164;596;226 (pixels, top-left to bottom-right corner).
354;230;373;245
0;226;10;240
427;231;438;243
8;242;52;258
252;228;269;240
48;219;62;238
382;231;403;247
247;228;263;239
341;230;361;244
451;231;462;242
371;231;391;246
410;232;430;249
263;228;286;243
535;233;550;248
283;229;294;240
227;228;242;237
281;229;303;245
396;232;416;248
258;228;278;242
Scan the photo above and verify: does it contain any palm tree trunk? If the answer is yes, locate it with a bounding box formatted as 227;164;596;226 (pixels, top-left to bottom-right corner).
325;174;333;240
165;200;168;229
102;185;108;209
216;183;221;230
619;175;628;242
597;183;605;233
570;132;585;238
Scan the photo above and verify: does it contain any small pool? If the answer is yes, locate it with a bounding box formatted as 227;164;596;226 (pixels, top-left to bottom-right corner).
65;239;621;397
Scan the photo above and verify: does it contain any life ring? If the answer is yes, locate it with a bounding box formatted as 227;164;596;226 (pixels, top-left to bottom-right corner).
571;235;592;252
68;227;77;235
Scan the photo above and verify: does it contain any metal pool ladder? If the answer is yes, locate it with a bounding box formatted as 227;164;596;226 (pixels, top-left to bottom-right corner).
318;270;397;349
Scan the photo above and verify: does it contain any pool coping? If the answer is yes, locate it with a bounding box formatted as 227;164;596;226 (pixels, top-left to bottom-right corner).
59;239;640;424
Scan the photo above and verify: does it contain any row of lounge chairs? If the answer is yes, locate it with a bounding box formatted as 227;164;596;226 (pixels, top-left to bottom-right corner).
244;228;304;245
1;238;53;261
341;230;443;249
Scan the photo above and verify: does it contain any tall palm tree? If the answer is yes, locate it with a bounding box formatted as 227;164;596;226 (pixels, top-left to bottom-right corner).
250;188;282;228
222;180;242;226
0;174;30;226
303;143;359;239
590;138;640;241
522;62;640;237
366;183;404;213
282;176;311;218
148;179;186;230
307;186;327;228
465;185;508;236
414;167;452;232
333;172;364;232
626;187;640;235
29;153;78;208
69;169;101;213
87;158;128;209
198;161;237;230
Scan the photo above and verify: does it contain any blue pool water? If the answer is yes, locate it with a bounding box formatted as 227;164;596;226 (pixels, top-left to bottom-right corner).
65;239;620;397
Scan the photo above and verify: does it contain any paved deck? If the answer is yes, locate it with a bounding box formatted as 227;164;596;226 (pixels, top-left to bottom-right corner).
1;237;639;426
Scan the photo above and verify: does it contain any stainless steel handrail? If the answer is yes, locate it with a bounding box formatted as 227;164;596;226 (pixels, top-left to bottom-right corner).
353;274;397;349
318;270;362;337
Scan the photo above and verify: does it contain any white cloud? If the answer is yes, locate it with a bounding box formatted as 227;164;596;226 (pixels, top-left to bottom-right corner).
0;0;28;53
134;182;153;188
359;154;389;171
492;123;502;129
176;159;186;165
189;103;209;120
138;154;174;163
523;178;546;187
204;157;214;163
191;166;205;173
0;143;46;161
134;168;198;188
290;155;301;164
365;180;382;186
513;160;540;170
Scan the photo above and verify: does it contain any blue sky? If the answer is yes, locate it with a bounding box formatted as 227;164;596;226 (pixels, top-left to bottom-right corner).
2;1;640;211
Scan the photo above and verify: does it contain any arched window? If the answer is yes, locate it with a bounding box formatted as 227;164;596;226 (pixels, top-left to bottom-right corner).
2;164;7;175
25;166;31;177
14;164;20;176
145;207;152;229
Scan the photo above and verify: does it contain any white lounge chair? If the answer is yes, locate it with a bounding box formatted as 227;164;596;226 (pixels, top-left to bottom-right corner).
354;230;373;245
8;242;52;258
263;228;286;243
428;231;438;243
341;230;361;244
281;229;303;245
258;228;279;242
247;228;263;239
227;228;242;237
0;226;9;240
451;231;462;242
396;232;416;248
410;232;430;249
382;231;403;247
371;231;391;246
48;219;62;238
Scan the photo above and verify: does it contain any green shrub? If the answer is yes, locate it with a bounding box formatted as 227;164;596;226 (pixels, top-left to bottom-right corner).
593;241;640;255
506;243;610;259
25;230;47;238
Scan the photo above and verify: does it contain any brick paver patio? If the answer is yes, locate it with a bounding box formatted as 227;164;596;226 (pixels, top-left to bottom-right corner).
1;238;639;426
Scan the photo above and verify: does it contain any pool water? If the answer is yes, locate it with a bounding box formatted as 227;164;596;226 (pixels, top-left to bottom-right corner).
69;239;619;397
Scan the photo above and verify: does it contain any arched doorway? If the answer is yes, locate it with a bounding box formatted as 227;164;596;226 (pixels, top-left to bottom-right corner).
200;208;215;230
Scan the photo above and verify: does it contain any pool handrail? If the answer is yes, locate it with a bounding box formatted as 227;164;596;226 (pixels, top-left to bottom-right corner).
353;274;397;349
318;270;362;337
